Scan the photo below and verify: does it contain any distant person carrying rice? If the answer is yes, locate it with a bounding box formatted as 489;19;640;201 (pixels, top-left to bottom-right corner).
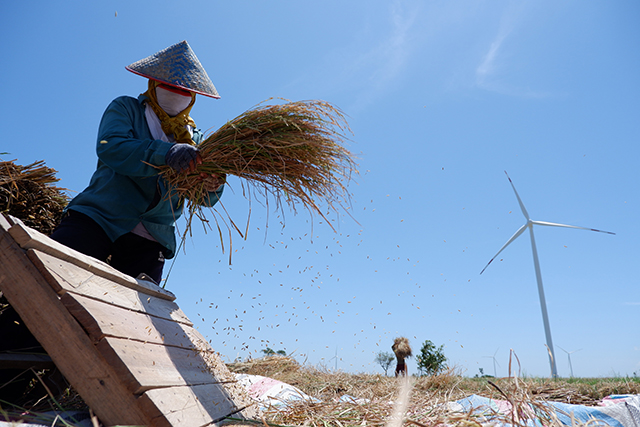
392;337;412;377
51;41;225;285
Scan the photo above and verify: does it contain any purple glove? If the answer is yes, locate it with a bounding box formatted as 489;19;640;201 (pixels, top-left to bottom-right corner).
165;144;199;173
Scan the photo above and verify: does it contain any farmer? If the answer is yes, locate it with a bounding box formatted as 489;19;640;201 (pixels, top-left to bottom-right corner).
392;337;412;377
50;41;224;285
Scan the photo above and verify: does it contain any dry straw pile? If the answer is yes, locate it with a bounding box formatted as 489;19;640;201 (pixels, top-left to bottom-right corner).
0;158;68;235
224;356;640;427
160;99;357;245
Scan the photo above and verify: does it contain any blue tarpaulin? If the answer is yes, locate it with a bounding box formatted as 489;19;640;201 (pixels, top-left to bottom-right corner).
454;394;640;427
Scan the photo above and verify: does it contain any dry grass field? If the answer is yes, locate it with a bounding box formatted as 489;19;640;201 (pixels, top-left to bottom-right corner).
225;356;640;427
1;351;639;426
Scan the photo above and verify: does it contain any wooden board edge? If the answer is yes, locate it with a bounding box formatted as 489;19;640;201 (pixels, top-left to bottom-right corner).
95;337;240;395
26;249;192;326
61;291;201;349
0;213;13;232
5;215;176;301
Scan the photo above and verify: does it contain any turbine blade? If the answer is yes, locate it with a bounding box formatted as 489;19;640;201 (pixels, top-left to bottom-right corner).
480;223;529;274
505;171;530;219
531;220;615;235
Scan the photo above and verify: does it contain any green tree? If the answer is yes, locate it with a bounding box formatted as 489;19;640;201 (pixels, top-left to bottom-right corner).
262;347;286;356
374;351;395;376
416;340;447;375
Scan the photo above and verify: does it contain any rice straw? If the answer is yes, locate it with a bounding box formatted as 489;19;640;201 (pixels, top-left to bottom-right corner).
160;98;358;251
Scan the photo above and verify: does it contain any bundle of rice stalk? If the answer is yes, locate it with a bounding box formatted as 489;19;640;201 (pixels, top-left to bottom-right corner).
392;337;412;360
160;99;358;240
0;158;68;235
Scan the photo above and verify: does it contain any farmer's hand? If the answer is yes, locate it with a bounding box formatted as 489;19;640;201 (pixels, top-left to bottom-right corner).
199;172;226;192
165;143;200;173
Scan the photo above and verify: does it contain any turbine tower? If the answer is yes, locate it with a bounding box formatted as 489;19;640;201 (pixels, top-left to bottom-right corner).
481;172;614;378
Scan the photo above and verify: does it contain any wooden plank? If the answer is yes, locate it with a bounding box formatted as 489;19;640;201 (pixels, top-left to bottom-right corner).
61;296;258;423
0;231;151;426
4;215;176;301
27;249;192;326
61;292;203;349
95;337;235;394
0;216;257;425
139;384;252;427
0;214;12;232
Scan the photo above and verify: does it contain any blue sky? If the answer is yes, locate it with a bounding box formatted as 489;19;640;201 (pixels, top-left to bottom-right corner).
2;1;638;378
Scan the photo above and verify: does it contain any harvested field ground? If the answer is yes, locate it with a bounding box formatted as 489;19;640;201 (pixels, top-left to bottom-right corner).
229;356;640;406
1;355;639;426
226;356;640;426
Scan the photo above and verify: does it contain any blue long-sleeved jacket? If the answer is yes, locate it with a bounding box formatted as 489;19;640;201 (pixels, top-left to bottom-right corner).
66;94;223;258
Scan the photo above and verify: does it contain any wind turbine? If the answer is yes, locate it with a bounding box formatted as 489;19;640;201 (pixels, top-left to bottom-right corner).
483;348;500;377
558;346;582;378
481;171;614;378
328;347;338;371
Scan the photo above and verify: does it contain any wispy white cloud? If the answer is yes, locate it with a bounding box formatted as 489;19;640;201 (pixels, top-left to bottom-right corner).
292;1;420;112
475;2;555;99
371;3;417;85
476;29;512;85
348;2;419;110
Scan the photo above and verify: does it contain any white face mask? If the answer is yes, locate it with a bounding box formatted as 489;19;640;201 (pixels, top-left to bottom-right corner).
156;86;193;116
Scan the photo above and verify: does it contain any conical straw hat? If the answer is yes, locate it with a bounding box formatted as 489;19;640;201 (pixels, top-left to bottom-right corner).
126;40;219;98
